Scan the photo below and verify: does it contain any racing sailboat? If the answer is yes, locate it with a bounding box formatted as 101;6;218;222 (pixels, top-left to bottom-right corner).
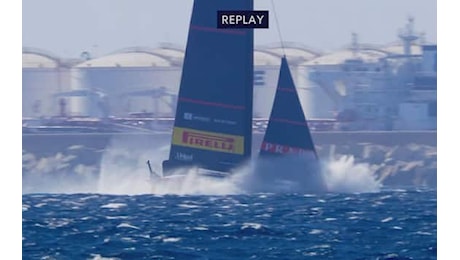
254;56;327;192
159;0;254;177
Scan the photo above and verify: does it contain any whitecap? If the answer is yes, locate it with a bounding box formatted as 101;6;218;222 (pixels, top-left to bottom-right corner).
68;145;84;150
100;203;126;209
89;253;121;260
47;218;71;228
381;217;393;223
241;222;263;230
178;204;200;209
414;231;432;235
255;213;271;218
379;195;392;200
163;237;181;243
235;203;249;207
120;237;136;243
309;229;323;234
80;195;100;201
309;244;331;249
153;234;166;240
117;223;140;230
106;216;129;220
193;226;209;231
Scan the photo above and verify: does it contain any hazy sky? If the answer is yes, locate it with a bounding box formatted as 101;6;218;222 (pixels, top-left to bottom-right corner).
22;0;436;58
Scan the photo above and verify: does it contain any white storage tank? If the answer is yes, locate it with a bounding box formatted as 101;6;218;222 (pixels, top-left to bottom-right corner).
253;43;319;118
22;48;71;118
296;65;335;119
253;49;281;118
67;43;321;119
73;46;183;117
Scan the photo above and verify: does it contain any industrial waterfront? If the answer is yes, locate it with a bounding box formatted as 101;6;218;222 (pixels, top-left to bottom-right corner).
23;18;436;190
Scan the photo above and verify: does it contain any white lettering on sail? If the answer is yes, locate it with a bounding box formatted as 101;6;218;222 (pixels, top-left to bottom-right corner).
175;152;193;162
184;113;193;120
183;112;210;122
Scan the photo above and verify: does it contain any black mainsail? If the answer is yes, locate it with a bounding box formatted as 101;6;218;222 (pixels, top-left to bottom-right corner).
256;57;326;192
162;0;254;175
260;57;317;158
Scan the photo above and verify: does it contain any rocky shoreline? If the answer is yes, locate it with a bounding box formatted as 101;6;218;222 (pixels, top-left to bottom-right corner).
317;143;437;188
22;131;437;192
23;143;437;192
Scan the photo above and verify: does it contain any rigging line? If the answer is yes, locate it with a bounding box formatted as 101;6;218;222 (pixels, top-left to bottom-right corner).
270;0;286;57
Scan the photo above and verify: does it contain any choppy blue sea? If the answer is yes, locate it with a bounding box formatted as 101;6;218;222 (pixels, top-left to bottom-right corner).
22;189;436;259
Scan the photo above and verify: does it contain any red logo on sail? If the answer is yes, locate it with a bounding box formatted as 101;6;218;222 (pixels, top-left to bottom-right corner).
172;127;244;154
183;131;235;152
261;141;314;155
